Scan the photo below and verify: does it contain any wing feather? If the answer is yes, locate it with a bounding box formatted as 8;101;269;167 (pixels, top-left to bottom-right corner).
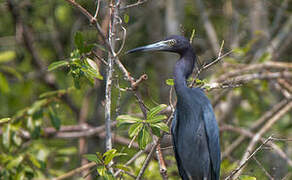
171;109;188;180
203;103;221;180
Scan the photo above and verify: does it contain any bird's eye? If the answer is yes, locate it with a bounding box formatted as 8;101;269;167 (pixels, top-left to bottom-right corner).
168;39;176;46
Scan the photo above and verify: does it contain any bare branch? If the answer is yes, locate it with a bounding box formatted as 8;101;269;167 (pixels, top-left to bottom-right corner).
232;101;292;179
53;162;96;180
224;136;273;180
120;0;148;10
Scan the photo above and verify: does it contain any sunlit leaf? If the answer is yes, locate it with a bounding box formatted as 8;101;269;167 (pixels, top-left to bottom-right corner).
239;175;256;180
27;99;47;115
0;118;11;124
48;60;69;71
15;170;25;180
151;122;169;133
165;79;174;86
148;104;167;120
0;50;16;63
147;115;167;123
0;72;10;93
114;164;131;172
258;52;271;62
138;126;151;149
2;124;11;149
57;147;77;155
28;154;41;168
84;154;101;164
12;133;22;146
117;115;143;126
124;14;129;23
86;58;103;80
6;155;23;169
104;149;117;165
97;166;106;177
129;123;143;138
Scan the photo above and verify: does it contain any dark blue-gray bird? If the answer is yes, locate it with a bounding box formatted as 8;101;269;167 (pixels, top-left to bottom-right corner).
127;35;220;180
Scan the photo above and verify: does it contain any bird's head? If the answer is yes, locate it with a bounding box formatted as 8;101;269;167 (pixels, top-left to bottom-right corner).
127;35;191;55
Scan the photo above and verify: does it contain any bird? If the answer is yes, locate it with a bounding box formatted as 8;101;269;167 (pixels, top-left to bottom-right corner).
127;35;221;180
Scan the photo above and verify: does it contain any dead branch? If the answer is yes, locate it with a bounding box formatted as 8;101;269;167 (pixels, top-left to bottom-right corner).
232;101;292;179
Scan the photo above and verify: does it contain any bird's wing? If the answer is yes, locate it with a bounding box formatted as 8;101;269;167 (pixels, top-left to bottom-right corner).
203;103;221;180
171;109;188;179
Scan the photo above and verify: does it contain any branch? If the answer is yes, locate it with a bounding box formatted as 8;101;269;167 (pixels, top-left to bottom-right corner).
217;61;292;82
156;143;168;180
224;136;273;180
220;124;292;167
53;162;96;180
232;101;292;179
120;0;148;10
221;98;290;159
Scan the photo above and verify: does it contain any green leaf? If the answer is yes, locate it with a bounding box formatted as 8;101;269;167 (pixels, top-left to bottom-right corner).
57;147;77;155
97;166;106;177
150;126;161;137
27;99;47;115
0;118;11;124
148;104;167;120
6;155;24;169
104;149;117;165
151;122;169;133
15;170;25;180
124;14;129;23
258;52;271;62
2;124;11;149
117;115;143;126
138;126;151;149
147;115;167;123
239;175;256;180
84;154;101;164
48;106;61;130
128;123;143;138
28;154;41;168
74;32;84;50
96;152;103;161
84;58;103;80
12;133;22;146
0;72;10;93
165;79;174;86
0;65;22;80
0;50;16;63
114;164;131;172
48;60;69;71
39;89;67;98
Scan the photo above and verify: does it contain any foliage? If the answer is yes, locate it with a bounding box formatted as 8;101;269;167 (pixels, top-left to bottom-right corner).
117;104;168;149
0;0;291;179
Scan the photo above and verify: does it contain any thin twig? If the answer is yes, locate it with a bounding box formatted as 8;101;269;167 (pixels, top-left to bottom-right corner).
252;156;274;180
232;101;292;179
53;162;96;180
156;143;168;180
120;0;148;10
93;0;100;20
225;136;273;180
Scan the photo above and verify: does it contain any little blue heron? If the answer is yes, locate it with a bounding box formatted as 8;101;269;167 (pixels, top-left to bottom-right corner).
127;35;220;180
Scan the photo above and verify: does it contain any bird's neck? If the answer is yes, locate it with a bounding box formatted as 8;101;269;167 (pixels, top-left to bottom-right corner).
174;49;196;92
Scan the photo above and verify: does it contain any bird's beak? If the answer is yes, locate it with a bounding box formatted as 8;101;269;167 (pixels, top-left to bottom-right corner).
127;40;170;54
